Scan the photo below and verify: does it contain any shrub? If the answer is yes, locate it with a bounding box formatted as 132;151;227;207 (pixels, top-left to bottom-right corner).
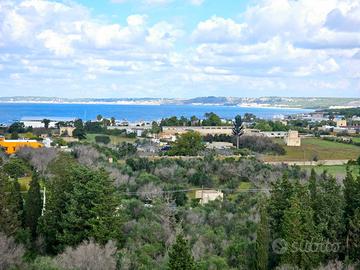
95;135;111;145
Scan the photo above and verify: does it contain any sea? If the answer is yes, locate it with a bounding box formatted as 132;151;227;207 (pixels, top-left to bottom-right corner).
0;103;313;125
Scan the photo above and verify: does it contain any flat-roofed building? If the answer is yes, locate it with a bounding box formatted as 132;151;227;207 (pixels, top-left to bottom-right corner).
161;126;233;136
194;189;224;205
284;130;301;147
0;136;43;154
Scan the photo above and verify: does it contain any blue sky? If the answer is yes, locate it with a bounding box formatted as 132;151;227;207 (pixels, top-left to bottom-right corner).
0;0;359;98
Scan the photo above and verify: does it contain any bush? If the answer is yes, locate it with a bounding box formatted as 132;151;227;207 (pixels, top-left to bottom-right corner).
95;135;111;145
238;136;285;155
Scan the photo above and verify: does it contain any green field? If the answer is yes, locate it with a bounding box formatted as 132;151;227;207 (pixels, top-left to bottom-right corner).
302;165;359;178
85;134;137;145
352;137;360;143
262;138;360;162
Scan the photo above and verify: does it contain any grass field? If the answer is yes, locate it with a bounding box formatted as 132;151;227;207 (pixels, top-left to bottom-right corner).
352;137;360;143
85;134;136;145
262;138;360;162
302;165;359;178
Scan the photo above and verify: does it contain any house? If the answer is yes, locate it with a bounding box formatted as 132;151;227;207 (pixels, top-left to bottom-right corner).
161;126;233;136
21;117;76;128
206;142;234;150
336;119;347;128
0;136;43;154
59;126;76;137
194;189;224;205
284;130;301;146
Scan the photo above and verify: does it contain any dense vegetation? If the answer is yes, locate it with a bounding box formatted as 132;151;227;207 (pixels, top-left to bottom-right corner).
1;142;360;269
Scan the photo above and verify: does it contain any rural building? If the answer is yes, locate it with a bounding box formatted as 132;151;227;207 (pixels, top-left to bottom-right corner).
284;130;301;146
21;117;75;128
260;131;288;138
59;126;76;137
194;189;224;205
0;136;43;154
336;119;347;128
206;142;234;150
161;126;233;136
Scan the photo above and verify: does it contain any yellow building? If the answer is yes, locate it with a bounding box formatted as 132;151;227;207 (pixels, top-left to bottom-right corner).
0;136;43;155
336;119;347;128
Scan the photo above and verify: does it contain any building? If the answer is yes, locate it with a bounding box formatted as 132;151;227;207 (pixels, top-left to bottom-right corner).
336;119;347;128
206;142;234;150
161;126;233;136
59;126;76;137
284;130;301;146
21;117;76;128
194;189;224;205
0;136;43;154
260;131;288;138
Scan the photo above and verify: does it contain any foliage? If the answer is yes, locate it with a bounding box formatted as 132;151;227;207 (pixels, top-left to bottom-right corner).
167;131;205;156
8;121;26;133
168;234;196;270
95;135;111;144
239;136;285;155
24;171;43;239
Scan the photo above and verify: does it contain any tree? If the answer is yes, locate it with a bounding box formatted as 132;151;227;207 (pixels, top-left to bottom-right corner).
232;115;244;149
110;117;116;126
3;158;30;179
73;128;86;140
96;114;103;121
0;172;22;236
168;234;196;270
8;122;25;134
151;121;161;134
255;200;269;270
24;171;42;239
42;119;51;129
202;112;222;126
55;239;117;270
40;165;122;253
167;131;204;156
280;186;322;269
0;233;25;270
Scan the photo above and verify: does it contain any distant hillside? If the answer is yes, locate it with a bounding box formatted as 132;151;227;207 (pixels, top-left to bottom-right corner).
0;96;359;109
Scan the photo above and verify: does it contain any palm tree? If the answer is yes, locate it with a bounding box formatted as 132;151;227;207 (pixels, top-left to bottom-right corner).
233;115;244;149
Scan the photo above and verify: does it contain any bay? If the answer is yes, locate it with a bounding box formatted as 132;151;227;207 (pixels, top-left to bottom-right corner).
0;103;312;124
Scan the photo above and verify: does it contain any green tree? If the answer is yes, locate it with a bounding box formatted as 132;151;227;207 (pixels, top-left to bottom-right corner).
0;172;22;236
3;158;30;179
8;122;26;133
151;121;161;134
280;185;322;269
40;164;122;253
96;114;103;121
24;171;43;239
348;208;360;262
202;112;222;126
312;174;344;256
255;200;269;270
168;131;204;156
42;119;51;129
168;234;196;270
232;115;244;149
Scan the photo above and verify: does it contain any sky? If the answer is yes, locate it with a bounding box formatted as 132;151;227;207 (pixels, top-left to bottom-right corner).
0;0;359;98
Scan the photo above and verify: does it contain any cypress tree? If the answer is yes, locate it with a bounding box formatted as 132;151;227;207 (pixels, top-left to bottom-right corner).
168;234;196;270
0;172;22;236
25;171;43;239
281;185;322;269
255;200;270;270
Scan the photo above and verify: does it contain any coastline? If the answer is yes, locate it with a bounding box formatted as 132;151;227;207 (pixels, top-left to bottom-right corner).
0;101;310;110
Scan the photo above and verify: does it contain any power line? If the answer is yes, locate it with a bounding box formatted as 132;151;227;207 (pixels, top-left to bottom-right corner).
118;187;272;196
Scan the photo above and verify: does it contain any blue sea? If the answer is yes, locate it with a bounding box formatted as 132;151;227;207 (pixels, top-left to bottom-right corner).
0;103;312;124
